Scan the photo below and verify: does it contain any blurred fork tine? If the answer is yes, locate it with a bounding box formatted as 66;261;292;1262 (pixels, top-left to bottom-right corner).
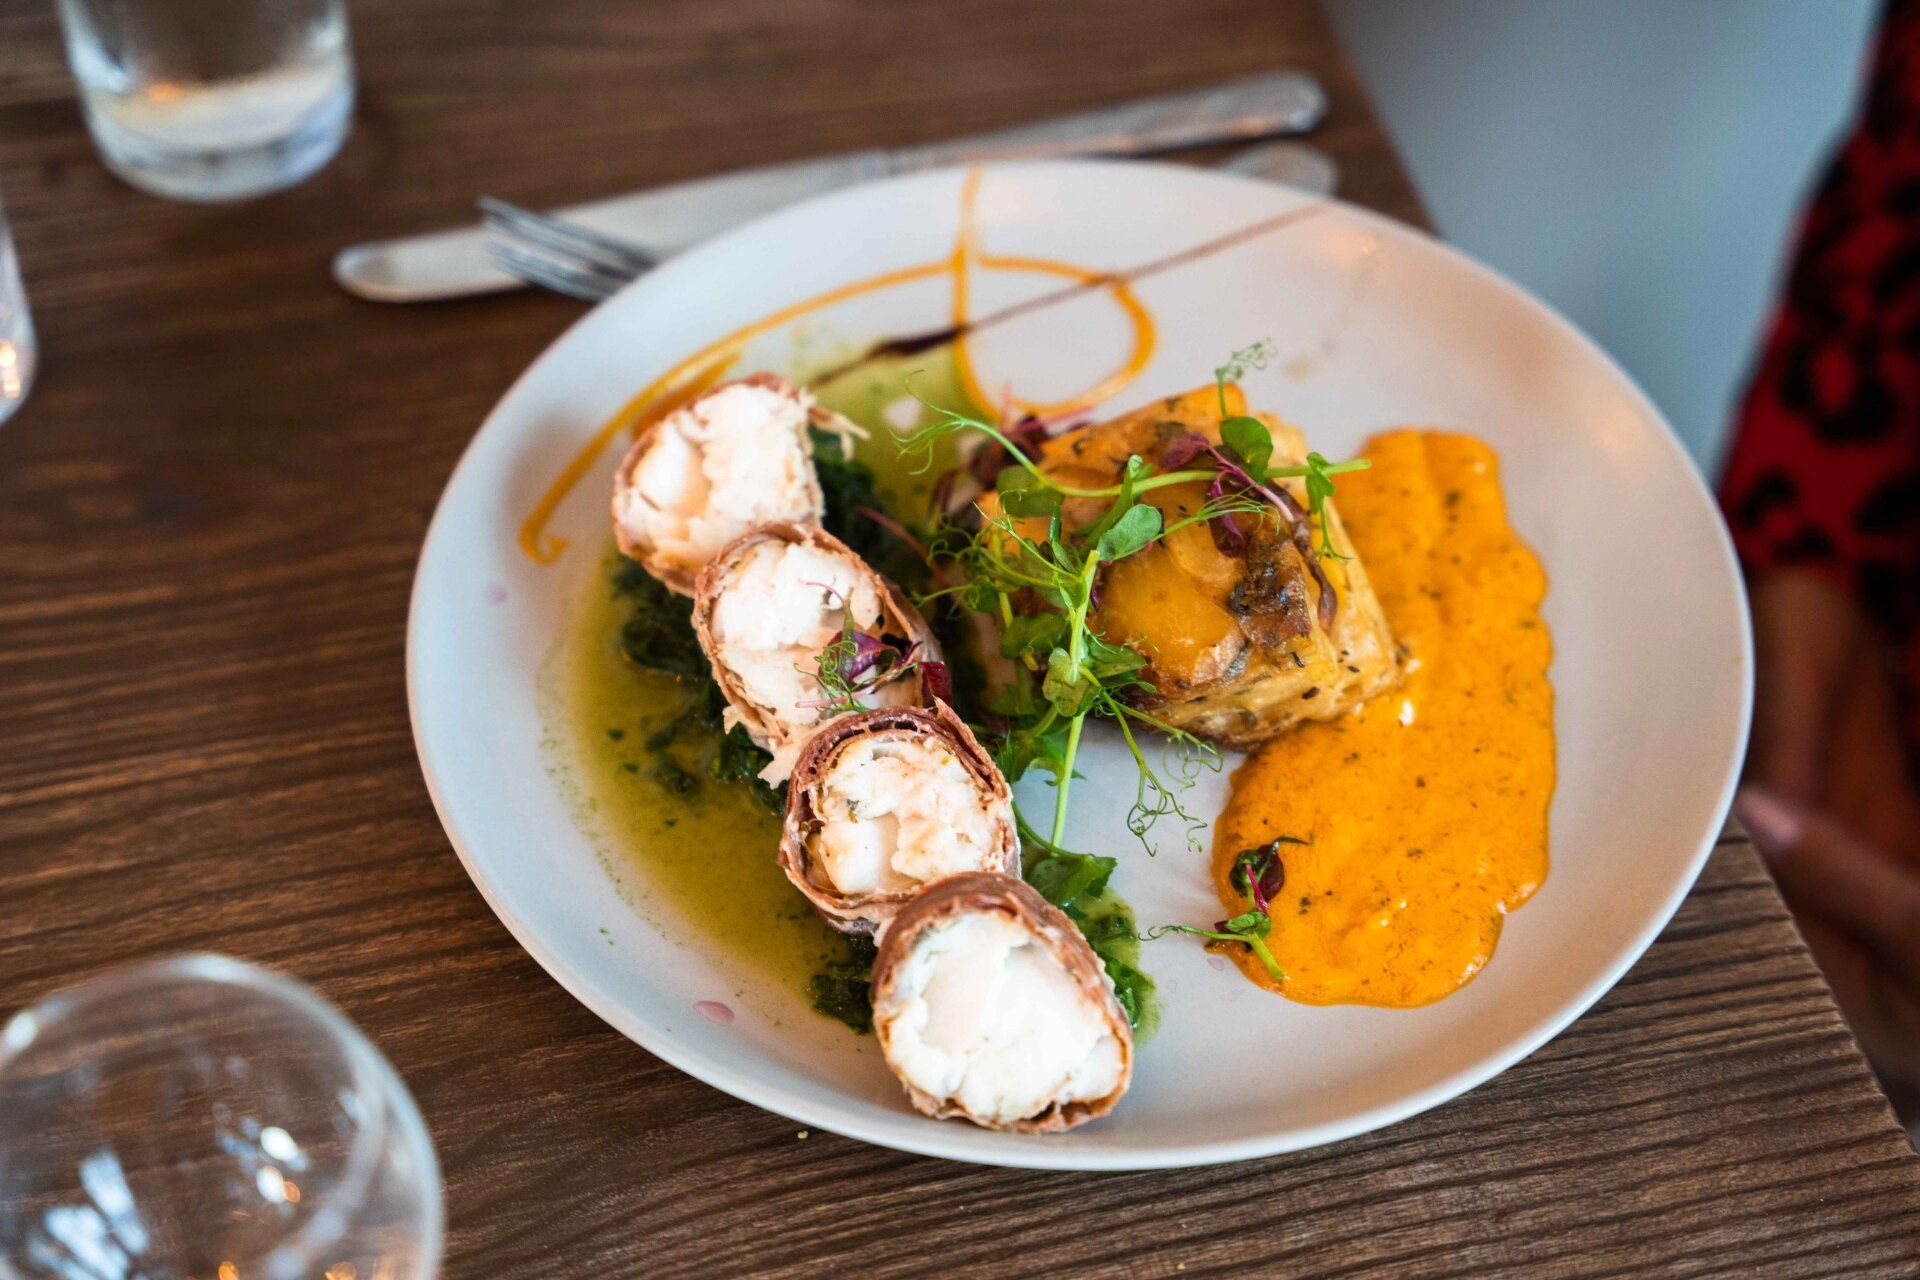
478;197;658;300
482;242;625;302
479;198;656;275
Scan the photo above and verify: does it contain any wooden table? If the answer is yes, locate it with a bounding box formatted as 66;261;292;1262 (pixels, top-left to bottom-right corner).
3;2;1918;1275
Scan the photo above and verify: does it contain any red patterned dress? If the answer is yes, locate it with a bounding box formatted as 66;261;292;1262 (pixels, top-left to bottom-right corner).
1721;0;1920;748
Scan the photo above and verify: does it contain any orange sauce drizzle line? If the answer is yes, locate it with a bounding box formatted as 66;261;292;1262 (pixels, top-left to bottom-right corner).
949;167;1158;417
518;168;1157;564
517;348;741;563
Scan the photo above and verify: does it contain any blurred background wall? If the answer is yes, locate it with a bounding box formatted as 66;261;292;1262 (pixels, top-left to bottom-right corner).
1325;0;1880;472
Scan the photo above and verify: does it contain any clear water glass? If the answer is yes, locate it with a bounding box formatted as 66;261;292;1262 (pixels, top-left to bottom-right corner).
55;0;354;203
0;954;441;1280
0;195;34;428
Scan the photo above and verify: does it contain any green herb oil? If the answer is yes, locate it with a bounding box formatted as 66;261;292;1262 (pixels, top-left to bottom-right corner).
564;348;1156;1037
810;348;978;518
567;566;864;1006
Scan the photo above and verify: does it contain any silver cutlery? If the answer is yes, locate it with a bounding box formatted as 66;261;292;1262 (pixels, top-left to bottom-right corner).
479;197;656;302
478;139;1340;303
333;70;1326;304
1221;140;1340;197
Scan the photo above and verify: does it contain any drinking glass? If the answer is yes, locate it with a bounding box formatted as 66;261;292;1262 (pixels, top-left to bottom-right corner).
0;954;441;1280
0;194;34;428
54;0;355;203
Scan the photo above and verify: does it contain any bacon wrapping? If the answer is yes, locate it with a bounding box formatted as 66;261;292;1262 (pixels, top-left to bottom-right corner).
871;873;1134;1133
779;703;1019;934
612;374;836;594
692;522;942;783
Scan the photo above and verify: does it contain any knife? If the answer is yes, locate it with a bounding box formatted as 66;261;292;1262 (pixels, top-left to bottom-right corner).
332;70;1326;303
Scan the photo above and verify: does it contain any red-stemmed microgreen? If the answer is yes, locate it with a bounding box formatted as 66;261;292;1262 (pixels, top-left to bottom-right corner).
1211;342;1371;562
803;590;946;718
1143;838;1303;983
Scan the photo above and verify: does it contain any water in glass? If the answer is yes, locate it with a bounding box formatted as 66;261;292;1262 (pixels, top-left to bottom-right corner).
57;0;354;203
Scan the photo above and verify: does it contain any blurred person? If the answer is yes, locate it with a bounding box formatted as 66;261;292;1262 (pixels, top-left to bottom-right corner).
1723;0;1920;1129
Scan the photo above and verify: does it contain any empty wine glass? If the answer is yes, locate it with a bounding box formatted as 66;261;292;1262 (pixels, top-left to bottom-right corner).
0;954;441;1280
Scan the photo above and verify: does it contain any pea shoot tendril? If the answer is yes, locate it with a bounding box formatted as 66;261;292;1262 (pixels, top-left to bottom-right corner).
895;345;1366;862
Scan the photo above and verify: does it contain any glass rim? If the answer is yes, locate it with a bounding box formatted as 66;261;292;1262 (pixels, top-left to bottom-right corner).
0;951;441;1276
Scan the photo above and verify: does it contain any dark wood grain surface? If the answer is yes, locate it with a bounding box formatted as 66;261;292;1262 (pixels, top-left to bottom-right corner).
2;1;1917;1276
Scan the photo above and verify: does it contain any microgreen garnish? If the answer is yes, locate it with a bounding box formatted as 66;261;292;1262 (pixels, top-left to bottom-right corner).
806;602;944;718
1213;337;1277;393
1208;341;1371;563
1026;845;1118;908
906;349;1368;572
928;494;1234;855
902;348;1364;856
1144;838;1301;983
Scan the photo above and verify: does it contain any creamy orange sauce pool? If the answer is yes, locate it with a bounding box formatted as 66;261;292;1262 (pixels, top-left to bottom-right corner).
1214;430;1553;1007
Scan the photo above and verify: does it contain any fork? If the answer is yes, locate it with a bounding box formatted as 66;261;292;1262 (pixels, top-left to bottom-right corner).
479;197;658;302
480;144;1339;303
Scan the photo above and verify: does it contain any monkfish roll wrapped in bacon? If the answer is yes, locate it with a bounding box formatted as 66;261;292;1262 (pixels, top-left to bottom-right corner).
612;374;855;594
779;703;1019;934
871;873;1133;1133
692;522;943;784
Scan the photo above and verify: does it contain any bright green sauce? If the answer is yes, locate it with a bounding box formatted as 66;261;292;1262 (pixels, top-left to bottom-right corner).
560;348;1157;1036
558;350;980;1014
565;570;852;996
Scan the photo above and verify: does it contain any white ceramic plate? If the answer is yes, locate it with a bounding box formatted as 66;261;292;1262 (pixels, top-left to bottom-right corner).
408;161;1751;1169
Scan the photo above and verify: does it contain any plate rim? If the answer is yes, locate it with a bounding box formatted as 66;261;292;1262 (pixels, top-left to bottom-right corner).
406;158;1754;1170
